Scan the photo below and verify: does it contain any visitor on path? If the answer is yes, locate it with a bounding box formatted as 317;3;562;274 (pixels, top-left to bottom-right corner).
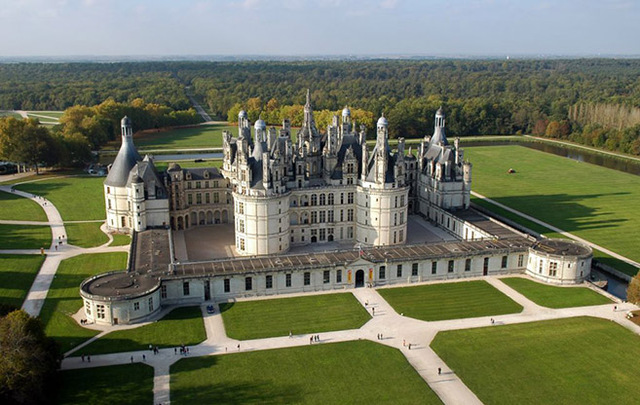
491;318;495;325
237;344;240;351
310;337;313;345
143;354;146;361
149;344;153;351
174;348;177;355
131;356;133;363
403;339;406;347
81;355;84;362
408;343;412;350
87;355;91;363
289;330;292;338
372;307;375;315
438;367;441;375
614;305;618;311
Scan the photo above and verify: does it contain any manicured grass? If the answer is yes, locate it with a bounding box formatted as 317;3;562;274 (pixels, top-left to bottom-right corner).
153;159;223;172
466;145;640;266
15;176;105;220
39;253;127;353
219;293;370;340
81;306;206;355
0;254;44;310
431;317;640;405
171;340;441;405
378;280;523;321
0;224;51;249
27;110;64;120
55;363;153;405
499;277;611;308
104;123;236;150
65;222;108;248
109;233;131;247
0;191;47;221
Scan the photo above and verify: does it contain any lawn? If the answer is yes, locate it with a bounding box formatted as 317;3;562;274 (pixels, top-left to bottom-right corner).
378;280;523;321
65;222;108;248
499;277;611;308
0;254;44;312
109;233;130;246
15;176;105;220
466;145;640;267
80;306;206;355
39;252;127;353
153;159;223;172
0;224;51;249
431;317;640;405
0;191;47;221
219;293;370;340
55;363;154;405
171;340;441;405
104;123;236;150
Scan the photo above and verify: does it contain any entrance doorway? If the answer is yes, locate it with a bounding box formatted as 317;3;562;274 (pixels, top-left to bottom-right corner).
483;257;489;276
204;280;211;301
355;270;365;287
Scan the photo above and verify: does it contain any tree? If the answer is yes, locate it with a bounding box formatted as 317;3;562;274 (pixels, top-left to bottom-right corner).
0;118;58;174
0;310;60;404
627;270;640;305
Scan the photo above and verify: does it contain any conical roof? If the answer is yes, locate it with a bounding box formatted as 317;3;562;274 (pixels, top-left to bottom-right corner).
105;134;142;187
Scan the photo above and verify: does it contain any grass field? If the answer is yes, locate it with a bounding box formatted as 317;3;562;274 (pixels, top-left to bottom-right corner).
81;306;206;355
499;277;611;308
109;233;130;247
15;176;105;220
153;159;223;172
65;222;108;248
219;293;370;340
39;253;127;353
171;340;441;404
431;317;640;405
0;224;51;249
0;254;44;310
0;191;47;221
55;363;154;405
378;280;523;321
466;145;640;268
103;123;235;150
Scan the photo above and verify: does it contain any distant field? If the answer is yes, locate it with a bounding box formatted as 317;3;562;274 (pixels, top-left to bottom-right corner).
0;254;44;311
154;159;223;172
466;146;640;269
171;340;441;405
219;293;370;340
499;277;611;308
104;123;235;150
431;317;640;405
378;280;523;321
0;191;47;221
0;111;23;119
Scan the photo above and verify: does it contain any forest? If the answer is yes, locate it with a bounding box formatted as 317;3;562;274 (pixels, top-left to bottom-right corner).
0;59;639;156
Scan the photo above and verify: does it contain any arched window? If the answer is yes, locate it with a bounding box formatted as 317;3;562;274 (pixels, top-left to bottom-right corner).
311;194;317;206
319;194;326;205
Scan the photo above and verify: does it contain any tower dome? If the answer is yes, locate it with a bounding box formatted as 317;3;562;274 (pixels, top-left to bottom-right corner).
121;116;132;127
254;118;266;130
238;110;248;119
377;114;388;127
342;106;351;117
436;106;445;117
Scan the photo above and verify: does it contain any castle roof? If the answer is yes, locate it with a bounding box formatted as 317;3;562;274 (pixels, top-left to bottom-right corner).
105;131;142;187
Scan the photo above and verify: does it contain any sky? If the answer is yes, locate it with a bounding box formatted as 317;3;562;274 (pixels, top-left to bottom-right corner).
0;0;639;57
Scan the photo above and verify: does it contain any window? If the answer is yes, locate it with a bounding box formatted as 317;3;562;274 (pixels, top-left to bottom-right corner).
320;194;326;205
412;263;419;276
196;193;202;204
347;209;354;221
340;193;344;204
518;254;524;267
107;187;110;194
319;228;326;241
266;275;273;289
195;181;201;189
328;194;334;205
161;285;167;299
399;230;404;243
448;260;454;273
108;199;112;209
148;297;154;312
224;278;230;293
347;192;354;204
183;282;190;296
311;211;317;223
85;300;91;315
431;261;437;274
323;270;330;284
484;257;490;273
501;256;508;268
205;193;210;204
134;302;140;311
379;266;386;279
286;274;292;287
328;210;334;222
336;270;342;283
238;202;244;214
549;262;558;277
304;272;311;286
238;219;245;233
213;193;220;203
319;211;326;223
96;304;105;319
465;258;471;272
397;265;403;278
538;259;544;274
187;194;193;205
245;277;252;291
311;194;317;206
239;238;245;251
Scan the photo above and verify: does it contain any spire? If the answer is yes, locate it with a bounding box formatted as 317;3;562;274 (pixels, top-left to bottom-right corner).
305;88;311;108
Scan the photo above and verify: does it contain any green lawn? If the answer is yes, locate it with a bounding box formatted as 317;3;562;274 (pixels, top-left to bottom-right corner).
431;317;640;405
466;145;640;268
109;233;131;247
55;363;153;405
65;222;108;248
80;306;206;355
0;191;47;221
219;293;370;340
499;277;611;308
378;280;523;321
0;224;51;249
104;123;236;150
171;340;441;405
15;176;105;220
0;254;44;312
39;253;127;353
153;159;223;172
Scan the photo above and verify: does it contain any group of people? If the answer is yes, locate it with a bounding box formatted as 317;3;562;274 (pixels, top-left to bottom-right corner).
309;334;321;344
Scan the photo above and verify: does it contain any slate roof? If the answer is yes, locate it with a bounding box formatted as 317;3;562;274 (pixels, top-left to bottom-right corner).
105;135;142;187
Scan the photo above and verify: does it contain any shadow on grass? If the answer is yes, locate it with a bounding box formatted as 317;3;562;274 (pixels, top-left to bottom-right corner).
218;302;234;313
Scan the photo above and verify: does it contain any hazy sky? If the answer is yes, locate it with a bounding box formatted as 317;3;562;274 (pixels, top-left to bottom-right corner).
1;0;638;56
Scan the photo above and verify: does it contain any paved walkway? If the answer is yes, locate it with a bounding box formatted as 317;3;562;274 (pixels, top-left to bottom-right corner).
471;190;640;269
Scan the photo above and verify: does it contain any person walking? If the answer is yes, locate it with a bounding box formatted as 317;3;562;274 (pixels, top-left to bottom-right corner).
438;367;442;375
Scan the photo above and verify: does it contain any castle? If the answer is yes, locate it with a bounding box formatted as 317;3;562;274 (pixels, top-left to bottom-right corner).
85;91;592;326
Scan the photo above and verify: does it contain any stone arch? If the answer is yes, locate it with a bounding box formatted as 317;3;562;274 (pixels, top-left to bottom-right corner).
199;211;205;225
191;212;198;226
170;217;176;230
301;195;308;206
176;216;183;230
214;210;221;224
221;210;229;223
184;215;189;229
301;212;309;224
290;212;299;225
206;211;213;225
